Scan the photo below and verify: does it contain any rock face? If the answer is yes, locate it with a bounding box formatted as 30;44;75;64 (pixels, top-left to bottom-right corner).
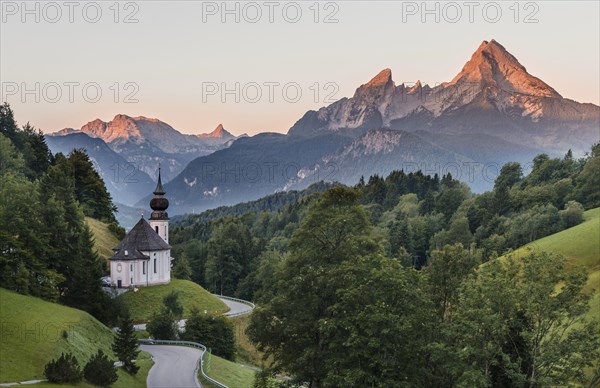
447;39;560;98
289;39;599;155
49;115;238;181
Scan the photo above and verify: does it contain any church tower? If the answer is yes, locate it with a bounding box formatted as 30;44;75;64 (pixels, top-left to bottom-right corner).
149;166;169;244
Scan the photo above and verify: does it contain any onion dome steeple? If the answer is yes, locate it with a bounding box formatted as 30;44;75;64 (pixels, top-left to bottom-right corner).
150;165;169;220
153;166;165;195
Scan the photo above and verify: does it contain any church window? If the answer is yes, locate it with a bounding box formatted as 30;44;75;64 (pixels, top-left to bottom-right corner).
143;262;146;274
154;258;157;273
155;226;159;234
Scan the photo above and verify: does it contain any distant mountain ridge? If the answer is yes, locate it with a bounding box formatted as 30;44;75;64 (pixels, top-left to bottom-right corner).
196;124;236;140
49;114;239;181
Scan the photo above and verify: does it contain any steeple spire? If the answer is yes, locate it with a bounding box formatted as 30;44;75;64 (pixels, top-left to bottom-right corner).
150;164;169;219
154;163;165;195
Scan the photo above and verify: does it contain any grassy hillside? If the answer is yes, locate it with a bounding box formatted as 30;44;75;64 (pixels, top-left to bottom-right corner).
201;353;257;388
509;207;599;323
117;279;229;322
510;207;599;285
86;217;120;261
31;351;152;388
511;208;599;273
232;314;270;368
0;289;114;383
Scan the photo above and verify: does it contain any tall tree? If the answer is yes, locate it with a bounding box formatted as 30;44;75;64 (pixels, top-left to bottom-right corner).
112;311;140;375
205;218;253;295
247;187;382;387
67;149;116;223
172;254;192;280
424;244;482;320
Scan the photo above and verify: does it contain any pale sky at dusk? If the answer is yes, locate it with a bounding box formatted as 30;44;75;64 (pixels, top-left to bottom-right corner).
1;1;599;136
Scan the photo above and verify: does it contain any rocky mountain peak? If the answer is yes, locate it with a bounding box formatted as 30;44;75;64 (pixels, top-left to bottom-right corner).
198;124;234;139
449;39;561;98
49;128;79;136
79;114;141;143
364;68;394;88
407;81;423;95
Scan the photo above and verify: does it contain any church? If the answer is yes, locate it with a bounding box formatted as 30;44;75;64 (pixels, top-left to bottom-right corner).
109;167;172;288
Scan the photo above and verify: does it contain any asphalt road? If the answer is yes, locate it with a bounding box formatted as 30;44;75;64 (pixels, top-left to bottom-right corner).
219;297;254;317
133;296;253;331
140;345;203;388
138;295;254;387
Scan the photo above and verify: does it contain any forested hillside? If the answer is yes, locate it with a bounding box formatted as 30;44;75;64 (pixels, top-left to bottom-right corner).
171;142;600;386
0;103;123;325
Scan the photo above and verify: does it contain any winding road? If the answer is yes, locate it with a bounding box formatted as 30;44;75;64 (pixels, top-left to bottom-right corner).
140;345;203;388
219;296;254;317
141;295;254;388
133;295;254;332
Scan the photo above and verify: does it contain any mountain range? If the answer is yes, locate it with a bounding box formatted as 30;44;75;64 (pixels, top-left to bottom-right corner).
289;40;598;153
48;40;600;216
46;115;240;206
143;39;597;215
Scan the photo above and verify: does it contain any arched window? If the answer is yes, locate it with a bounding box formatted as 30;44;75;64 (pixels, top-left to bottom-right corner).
155;226;159;234
154;258;157;273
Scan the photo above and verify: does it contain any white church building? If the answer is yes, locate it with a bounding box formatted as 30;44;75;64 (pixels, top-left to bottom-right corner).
110;168;172;288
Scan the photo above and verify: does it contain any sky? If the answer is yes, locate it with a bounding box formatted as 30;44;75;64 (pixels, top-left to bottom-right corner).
1;0;599;136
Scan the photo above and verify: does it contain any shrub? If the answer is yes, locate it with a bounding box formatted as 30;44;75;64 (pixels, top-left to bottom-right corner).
44;353;82;384
83;350;118;387
108;222;126;240
560;200;584;228
181;308;235;360
163;290;184;319
147;308;179;340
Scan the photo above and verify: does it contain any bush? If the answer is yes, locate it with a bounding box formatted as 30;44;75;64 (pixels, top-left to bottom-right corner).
163;290;183;319
84;350;118;387
181;308;235;360
560;200;584;228
147;308;179;340
44;353;82;384
108;222;126;240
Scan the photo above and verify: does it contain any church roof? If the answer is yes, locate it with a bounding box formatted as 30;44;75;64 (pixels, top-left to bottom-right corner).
113;217;171;253
110;248;149;261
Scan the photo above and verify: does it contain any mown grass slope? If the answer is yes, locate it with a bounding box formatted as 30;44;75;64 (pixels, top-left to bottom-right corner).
117;279;229;323
0;289;114;383
201;352;257;388
509;207;599;324
511;208;599;273
85;217;120;262
30;351;153;388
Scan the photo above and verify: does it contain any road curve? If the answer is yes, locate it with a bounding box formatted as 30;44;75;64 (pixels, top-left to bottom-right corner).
218;296;254;317
133;295;253;331
140;345;203;388
138;295;254;388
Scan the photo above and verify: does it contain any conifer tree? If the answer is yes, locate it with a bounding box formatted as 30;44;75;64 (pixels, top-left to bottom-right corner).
112;312;140;375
